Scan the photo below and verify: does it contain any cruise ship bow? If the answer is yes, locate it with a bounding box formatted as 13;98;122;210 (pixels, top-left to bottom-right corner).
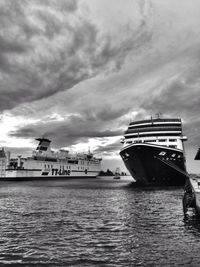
120;115;188;186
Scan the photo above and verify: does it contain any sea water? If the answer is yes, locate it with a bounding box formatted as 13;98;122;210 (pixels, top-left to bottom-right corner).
0;176;200;266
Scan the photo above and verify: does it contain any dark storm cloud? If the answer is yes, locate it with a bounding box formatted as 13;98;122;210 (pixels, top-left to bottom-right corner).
0;0;153;112
0;0;87;110
141;79;200;117
140;72;200;147
93;139;122;154
0;35;27;55
82;106;131;122
9;114;123;147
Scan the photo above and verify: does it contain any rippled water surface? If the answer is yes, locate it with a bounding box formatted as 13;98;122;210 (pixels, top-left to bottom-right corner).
1;176;200;266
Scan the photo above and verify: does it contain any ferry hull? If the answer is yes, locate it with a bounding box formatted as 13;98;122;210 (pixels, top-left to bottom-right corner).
120;143;188;186
1;170;100;181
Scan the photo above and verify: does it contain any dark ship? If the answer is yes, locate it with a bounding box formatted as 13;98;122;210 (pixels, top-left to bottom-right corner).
120;115;188;186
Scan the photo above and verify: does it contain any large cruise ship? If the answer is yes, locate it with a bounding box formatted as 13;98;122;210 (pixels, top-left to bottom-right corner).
0;138;102;180
120;115;188;186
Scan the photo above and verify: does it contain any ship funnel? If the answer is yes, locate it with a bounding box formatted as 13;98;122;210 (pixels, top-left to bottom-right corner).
36;138;51;152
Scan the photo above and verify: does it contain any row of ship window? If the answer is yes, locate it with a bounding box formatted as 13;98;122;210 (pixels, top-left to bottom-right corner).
78;166;88;170
80;161;94;165
126;138;177;144
43;164;90;171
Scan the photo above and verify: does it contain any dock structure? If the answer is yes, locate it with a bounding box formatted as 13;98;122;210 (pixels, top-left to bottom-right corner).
183;177;200;215
183;148;200;216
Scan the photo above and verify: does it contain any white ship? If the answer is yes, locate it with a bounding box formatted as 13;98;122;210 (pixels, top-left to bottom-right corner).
0;138;102;180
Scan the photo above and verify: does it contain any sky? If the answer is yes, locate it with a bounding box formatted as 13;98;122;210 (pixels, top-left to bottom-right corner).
0;0;200;173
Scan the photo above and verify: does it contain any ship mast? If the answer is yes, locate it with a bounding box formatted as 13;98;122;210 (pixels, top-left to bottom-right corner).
155;112;162;119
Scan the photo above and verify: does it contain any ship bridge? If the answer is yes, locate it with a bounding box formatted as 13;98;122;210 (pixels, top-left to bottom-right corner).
123;117;187;150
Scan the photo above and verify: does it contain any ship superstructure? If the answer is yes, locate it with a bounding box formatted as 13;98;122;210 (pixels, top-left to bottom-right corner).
0;138;102;180
120;115;188;186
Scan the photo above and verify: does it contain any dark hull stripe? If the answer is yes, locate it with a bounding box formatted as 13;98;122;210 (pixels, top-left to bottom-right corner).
0;175;98;181
71;170;99;173
6;169;42;171
5;169;99;173
120;142;182;153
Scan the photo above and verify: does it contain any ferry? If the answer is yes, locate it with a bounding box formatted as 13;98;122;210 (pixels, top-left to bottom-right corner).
120;114;188;186
0;138;102;180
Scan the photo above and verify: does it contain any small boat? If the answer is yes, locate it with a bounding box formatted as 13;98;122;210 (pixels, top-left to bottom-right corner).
113;167;121;179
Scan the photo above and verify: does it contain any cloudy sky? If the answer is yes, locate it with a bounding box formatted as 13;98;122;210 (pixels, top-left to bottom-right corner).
0;0;200;173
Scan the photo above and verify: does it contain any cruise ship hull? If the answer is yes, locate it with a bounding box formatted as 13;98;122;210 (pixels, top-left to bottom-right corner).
120;143;188;186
